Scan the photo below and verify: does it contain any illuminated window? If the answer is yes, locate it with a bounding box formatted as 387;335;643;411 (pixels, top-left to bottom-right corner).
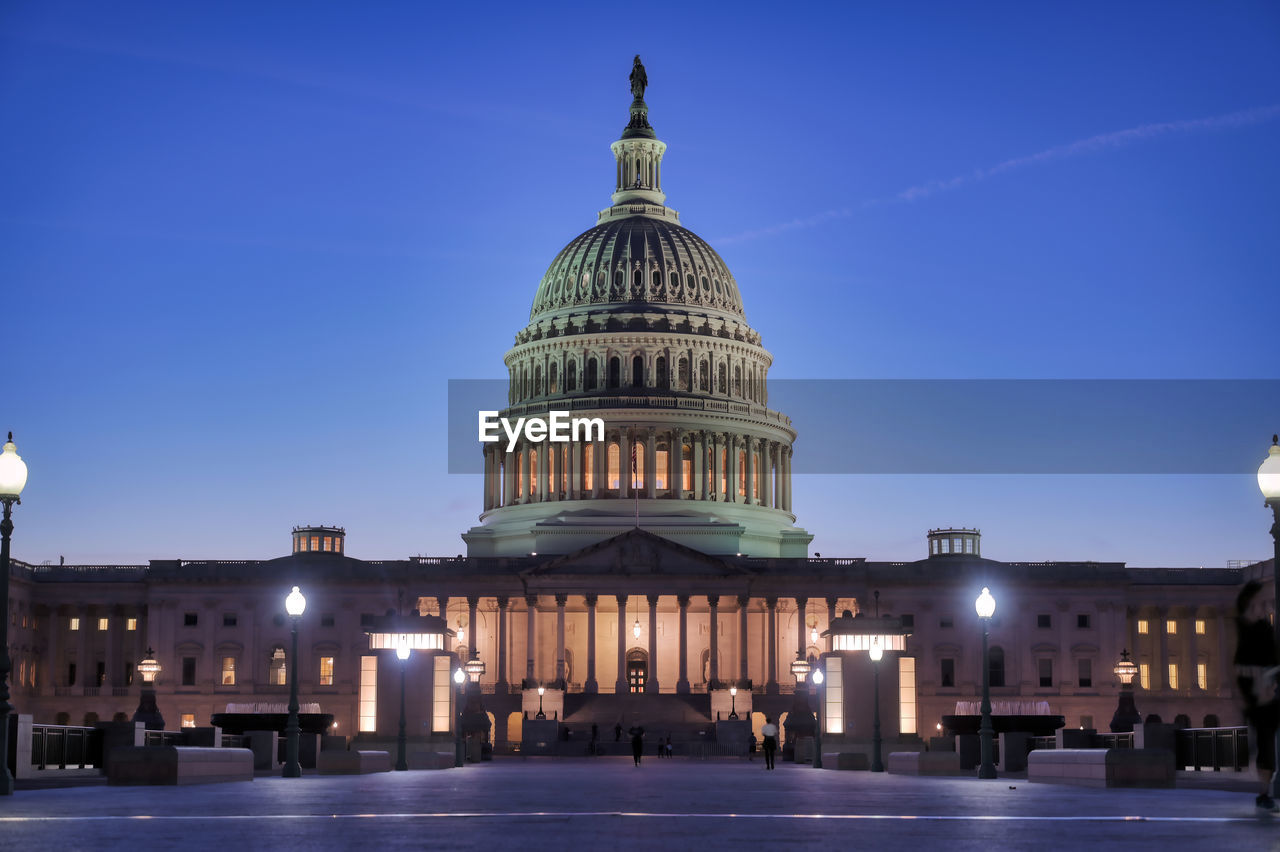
824;657;843;734
221;656;236;686
898;656;917;734
528;450;537;495
97;617;108;631
1195;619;1206;635
335;537;342;554
682;446;692;491
1139;662;1150;690
607;443;620;490
270;647;287;685
323;537;331;552
310;536;319;551
433;655;452;733
1078;658;1092;688
319;656;334;686
583;444;594;490
359;656;377;732
738;450;746;496
69;617;80;631
181;714;195;729
1167;663;1179;690
1137;619;1148;635
1196;662;1207;690
126;618;137;631
634;447;644;490
655;448;668;490
1166;620;1177;635
720;448;727;495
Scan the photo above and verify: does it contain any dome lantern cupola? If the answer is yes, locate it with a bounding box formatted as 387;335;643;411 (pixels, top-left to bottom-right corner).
606;55;672;214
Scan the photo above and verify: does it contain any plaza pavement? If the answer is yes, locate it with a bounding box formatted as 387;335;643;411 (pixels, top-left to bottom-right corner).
0;758;1276;851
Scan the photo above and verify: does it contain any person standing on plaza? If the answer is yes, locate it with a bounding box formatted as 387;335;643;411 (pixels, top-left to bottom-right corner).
1234;581;1280;813
761;717;779;770
615;721;623;743
629;725;645;766
749;732;757;761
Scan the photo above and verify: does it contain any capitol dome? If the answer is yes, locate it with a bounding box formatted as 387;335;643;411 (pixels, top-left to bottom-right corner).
464;59;811;560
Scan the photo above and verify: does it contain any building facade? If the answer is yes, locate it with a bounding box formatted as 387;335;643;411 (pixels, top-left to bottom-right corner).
4;63;1262;754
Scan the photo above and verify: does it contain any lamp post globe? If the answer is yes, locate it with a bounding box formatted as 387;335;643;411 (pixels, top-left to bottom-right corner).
282;586;306;778
729;685;738;720
536;684;546;719
0;432;27;796
132;649;165;731
975;587;997;779
869;638;884;772
1257;436;1280;799
1110;649;1141;733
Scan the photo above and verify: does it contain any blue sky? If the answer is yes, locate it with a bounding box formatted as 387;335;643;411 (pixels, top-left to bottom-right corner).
3;1;1278;566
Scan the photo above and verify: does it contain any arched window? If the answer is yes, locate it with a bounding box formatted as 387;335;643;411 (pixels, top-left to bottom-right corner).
738;450;747;496
515;451;523;497
269;647;287;686
655;356;667;389
566;360;577;392
608;357;621;389
632;355;644;388
678;357;689;391
717;363;727;395
682;444;693;491
633;268;643;292
699;360;709;391
534;365;542;397
586;358;598;390
655;445;668;491
528;449;537;496
988;646;1006;688
583;444;594;491
549;363;558;395
607;443;621;490
634;446;645;490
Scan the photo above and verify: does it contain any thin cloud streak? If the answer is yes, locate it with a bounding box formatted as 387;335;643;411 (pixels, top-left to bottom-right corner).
717;104;1280;243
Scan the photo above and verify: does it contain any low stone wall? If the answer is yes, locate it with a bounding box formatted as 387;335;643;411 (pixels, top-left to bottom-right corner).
834;752;869;771
317;750;392;774
887;751;964;776
108;746;254;786
1028;748;1174;789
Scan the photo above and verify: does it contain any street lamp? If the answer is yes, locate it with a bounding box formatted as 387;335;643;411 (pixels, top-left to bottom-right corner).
0;432;28;796
869;638;884;772
729;685;739;720
132;649;164;731
536;685;546;719
1109;649;1141;733
975;586;996;779
811;666;824;769
453;666;466;767
283;585;306;778
395;640;410;771
1256;435;1280;799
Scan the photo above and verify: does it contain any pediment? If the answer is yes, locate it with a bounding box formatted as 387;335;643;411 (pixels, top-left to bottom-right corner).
523;528;750;578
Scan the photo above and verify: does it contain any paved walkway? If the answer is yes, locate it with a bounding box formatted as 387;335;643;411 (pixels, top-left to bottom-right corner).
0;758;1275;850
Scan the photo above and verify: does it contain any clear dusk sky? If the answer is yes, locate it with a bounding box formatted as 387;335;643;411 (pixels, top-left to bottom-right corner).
4;1;1278;567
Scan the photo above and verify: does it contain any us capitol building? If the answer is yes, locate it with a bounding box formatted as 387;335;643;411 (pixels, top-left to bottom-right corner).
4;61;1259;757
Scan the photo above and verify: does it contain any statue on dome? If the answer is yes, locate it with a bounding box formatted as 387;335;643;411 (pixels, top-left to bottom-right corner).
629;55;648;100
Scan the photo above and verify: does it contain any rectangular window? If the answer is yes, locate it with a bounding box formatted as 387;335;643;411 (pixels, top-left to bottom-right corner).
583;444;595;491
1078;658;1092;688
125;662;133;686
96;661;106;686
1197;661;1208;690
824;656;843;734
321;614;335;628
939;617;953;629
1137;619;1148;635
67;662;76;686
682;454;692;491
184;612;198;627
69;617;80;631
1167;663;1179;690
180;714;195;729
940;658;955;688
320;656;335;686
1166;619;1177;635
1076;614;1090;629
126;618;137;631
221;656;236;686
1139;662;1150;690
359;656;378;733
310;536;319;551
899;614;914;629
97;617;109;631
1038;658;1053;688
182;657;196;686
223;614;237;627
323;536;332;552
898;656;917;735
655;449;668;490
1195;619;1206;635
1037;614;1051;629
433;655;452;733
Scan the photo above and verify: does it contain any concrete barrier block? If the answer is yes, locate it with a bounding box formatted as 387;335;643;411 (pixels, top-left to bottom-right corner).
108;746;253;785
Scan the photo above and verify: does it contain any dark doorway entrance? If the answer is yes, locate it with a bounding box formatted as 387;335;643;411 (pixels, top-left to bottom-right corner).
627;649;648;693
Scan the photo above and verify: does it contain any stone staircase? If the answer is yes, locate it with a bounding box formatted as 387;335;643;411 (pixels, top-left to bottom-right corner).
561;692;712;744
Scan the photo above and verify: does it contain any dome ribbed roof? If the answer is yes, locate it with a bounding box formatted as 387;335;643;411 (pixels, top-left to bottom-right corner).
529;217;745;321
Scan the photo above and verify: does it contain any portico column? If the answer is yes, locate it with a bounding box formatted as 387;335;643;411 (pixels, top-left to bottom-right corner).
103;608;118;689
708;595;720;686
738;595;750;682
496;597;509;692
536;441;549;502
42;607;59;697
826;597;838;653
760;441;772;508
782;447;792;512
585;595;598;693
1217;611;1230;692
525;595;538;684
676;595;690;693
555;594;567;685
75;605;89;695
569;442;581;500
698;431;710;500
483;449;493;511
708;432;718;500
503;450;515;507
795;596;808;658
615;594;628;693
467;596;479;669
646;594;660;693
672;429;684;498
1155;607;1168;691
766;597;778;693
549;447;560;502
591;439;603;499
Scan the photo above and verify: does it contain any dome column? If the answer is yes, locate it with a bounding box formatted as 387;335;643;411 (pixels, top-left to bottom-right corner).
537;440;549;503
644;428;657;499
620;429;632;498
760;440;773;509
726;433;738;503
743;437;755;505
671;429;684;498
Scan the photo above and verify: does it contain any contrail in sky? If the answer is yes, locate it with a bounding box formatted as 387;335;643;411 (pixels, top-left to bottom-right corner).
716;104;1280;244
